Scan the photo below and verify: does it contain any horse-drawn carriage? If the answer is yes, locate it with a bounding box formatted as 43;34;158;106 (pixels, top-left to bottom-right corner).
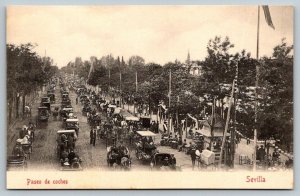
106;104;117;117
61;98;71;108
8;139;33;170
80;94;89;104
140;116;151;129
47;92;56;104
65;119;79;136
134;131;158;162
150;153;179;171
106;145;131;170
52;107;59;120
37;106;50;123
82;104;92;116
7;155;27;171
60;107;73;121
41;97;51;111
87;113;101;127
56;130;82;170
60;152;82;171
47;89;55;95
61;91;69;97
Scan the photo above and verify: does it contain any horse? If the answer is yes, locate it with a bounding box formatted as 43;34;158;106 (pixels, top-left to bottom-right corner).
120;155;131;170
24;106;32;118
107;151;120;167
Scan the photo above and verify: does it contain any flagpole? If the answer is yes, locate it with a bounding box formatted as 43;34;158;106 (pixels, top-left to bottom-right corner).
168;69;171;134
253;5;260;171
108;68;111;91
219;79;235;168
135;71;138;92
120;72;122;107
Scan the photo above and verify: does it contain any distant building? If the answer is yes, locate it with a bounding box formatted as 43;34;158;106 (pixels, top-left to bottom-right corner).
184;51;204;76
189;61;203;76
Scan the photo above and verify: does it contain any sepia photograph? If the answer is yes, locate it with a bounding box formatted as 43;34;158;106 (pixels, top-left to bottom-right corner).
6;5;293;189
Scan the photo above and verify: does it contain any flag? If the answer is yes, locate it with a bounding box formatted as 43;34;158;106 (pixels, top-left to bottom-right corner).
87;57;96;81
262;5;275;30
87;63;94;80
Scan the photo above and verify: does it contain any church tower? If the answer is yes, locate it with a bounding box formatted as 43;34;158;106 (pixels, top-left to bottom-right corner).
185;50;191;66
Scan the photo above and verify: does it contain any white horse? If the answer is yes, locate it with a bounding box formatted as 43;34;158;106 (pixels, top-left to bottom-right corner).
24;106;32;117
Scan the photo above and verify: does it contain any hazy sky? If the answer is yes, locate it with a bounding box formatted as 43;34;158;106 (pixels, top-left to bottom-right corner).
7;6;293;68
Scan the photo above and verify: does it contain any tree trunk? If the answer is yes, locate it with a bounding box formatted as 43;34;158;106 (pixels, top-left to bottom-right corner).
209;98;216;150
221;99;224;119
176;108;179;133
16;94;19;118
185;116;188;138
156;106;159;133
8;99;12;124
22;93;26;116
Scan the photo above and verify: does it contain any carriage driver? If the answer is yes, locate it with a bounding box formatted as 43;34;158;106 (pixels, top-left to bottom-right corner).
118;141;128;157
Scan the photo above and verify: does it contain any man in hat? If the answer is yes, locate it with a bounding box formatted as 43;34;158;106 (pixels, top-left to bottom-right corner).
61;133;67;143
118;141;128;157
60;149;69;166
257;145;266;163
19;125;27;139
162;156;170;167
68;149;78;164
28;122;35;141
272;146;280;162
90;128;96;146
20;134;30;145
170;154;176;167
190;145;197;170
178;139;187;152
12;142;25;157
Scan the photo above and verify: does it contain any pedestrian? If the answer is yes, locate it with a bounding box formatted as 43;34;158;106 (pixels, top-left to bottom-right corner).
257;145;266;163
28;122;35;140
190;146;197;170
247;138;250;145
111;130;117;146
90;128;96;146
178;139;187;152
76;97;78;105
19;125;27;139
272;146;280;162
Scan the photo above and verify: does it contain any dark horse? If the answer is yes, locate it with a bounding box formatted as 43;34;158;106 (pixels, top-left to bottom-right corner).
107;147;131;170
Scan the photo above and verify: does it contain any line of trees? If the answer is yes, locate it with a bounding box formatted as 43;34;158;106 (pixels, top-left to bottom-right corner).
7;43;58;123
61;36;293;152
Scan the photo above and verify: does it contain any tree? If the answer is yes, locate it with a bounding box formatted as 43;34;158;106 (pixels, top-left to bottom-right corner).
128;55;145;70
258;39;293;151
7;43;57;120
194;36;238;120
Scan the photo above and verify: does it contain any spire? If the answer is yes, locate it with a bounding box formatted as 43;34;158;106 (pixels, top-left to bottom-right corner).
186;50;191;65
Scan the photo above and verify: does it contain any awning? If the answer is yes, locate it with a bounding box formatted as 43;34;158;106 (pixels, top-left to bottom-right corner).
57;130;75;134
136;131;157;137
66;119;78;122
119;109;134;118
125;116;139;121
196;128;230;137
113;107;122;114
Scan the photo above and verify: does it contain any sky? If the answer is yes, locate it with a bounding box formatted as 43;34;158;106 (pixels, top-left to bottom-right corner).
6;5;293;68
